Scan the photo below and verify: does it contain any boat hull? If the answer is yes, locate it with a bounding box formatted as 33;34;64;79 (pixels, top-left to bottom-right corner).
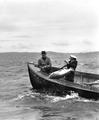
27;63;99;100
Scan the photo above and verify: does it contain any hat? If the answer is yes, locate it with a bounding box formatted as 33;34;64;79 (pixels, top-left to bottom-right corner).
41;51;46;54
70;55;77;59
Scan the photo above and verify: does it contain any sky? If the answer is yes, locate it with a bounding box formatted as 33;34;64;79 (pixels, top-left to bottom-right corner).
0;0;99;53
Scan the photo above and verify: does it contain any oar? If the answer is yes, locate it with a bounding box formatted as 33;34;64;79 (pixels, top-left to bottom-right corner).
84;80;99;86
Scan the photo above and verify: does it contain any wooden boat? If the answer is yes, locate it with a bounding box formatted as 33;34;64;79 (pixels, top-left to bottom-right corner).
27;63;99;100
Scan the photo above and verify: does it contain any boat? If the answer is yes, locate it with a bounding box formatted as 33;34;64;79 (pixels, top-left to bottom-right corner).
27;63;99;100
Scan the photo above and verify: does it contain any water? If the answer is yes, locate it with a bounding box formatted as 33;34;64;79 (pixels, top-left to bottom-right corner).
0;52;99;120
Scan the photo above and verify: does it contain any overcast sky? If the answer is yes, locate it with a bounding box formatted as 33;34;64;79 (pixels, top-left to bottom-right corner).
0;0;99;53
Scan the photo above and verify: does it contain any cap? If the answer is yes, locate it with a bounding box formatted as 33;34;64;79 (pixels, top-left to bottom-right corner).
70;55;77;59
41;51;46;54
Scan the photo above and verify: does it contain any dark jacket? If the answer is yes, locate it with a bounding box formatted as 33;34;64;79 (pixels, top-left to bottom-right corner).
67;59;77;70
65;59;78;82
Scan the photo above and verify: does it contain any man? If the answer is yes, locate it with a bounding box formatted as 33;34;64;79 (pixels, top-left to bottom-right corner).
35;51;52;73
64;55;78;82
49;55;78;82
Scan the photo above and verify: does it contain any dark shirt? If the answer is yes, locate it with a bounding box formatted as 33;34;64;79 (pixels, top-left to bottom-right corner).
67;60;77;70
65;59;78;82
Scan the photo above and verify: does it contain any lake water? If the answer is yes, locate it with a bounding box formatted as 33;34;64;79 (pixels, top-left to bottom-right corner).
0;52;99;120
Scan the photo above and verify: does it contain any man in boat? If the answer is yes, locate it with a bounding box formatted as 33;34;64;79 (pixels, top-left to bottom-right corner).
49;55;78;82
64;55;78;82
34;51;52;73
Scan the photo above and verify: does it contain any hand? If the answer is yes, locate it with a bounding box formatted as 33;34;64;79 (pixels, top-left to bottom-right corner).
40;66;47;70
64;60;68;64
40;67;45;71
42;66;47;69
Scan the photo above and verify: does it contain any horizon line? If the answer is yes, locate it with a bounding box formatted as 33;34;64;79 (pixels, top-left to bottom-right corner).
0;50;99;54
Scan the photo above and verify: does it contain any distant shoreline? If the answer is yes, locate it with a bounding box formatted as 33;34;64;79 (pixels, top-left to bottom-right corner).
0;51;99;54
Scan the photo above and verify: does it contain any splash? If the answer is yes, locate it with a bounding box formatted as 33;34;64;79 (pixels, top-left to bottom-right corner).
45;92;79;103
10;91;40;102
10;90;99;104
76;97;99;103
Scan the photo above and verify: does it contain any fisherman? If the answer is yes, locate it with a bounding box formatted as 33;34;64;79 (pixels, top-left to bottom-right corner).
34;51;52;73
64;55;78;82
49;55;78;82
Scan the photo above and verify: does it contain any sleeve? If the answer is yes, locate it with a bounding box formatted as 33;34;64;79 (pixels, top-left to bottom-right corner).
66;62;70;68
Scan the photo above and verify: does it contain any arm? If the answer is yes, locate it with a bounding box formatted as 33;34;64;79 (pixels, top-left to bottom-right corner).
60;60;68;69
30;59;41;68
